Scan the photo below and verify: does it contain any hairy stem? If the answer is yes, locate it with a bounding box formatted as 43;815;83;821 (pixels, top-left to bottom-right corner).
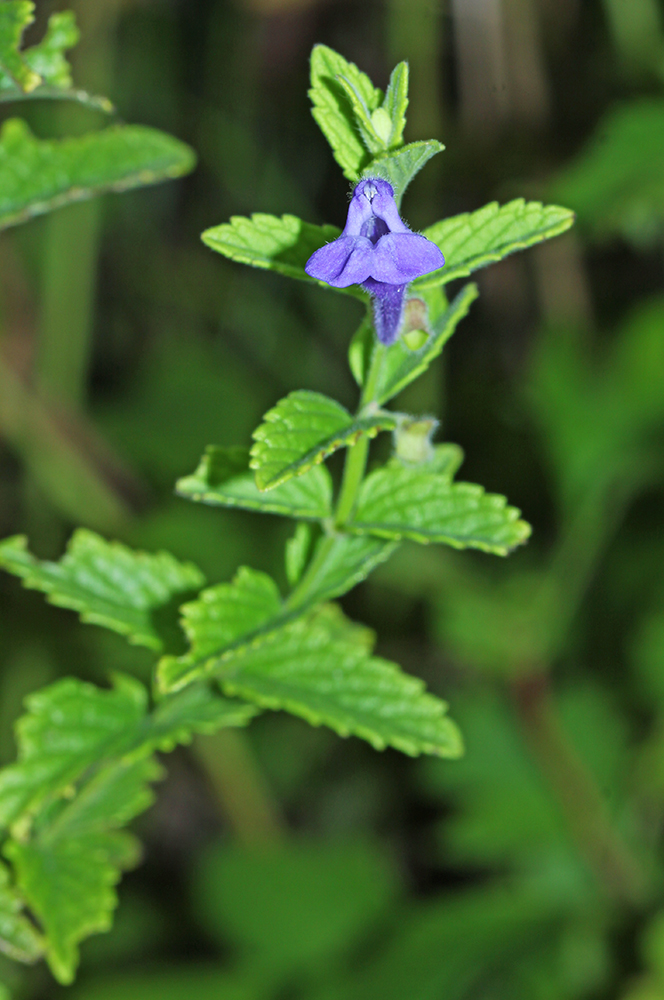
512;672;645;905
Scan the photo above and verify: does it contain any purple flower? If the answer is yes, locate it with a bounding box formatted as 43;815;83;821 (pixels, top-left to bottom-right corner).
305;178;445;345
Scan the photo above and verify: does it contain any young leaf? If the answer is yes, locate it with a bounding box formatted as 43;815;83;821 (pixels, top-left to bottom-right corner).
336;75;387;156
158;568;283;693
362;141;444;205
250;390;396;491
286;533;398;611
5;756;161;984
0;2;40;92
0;860;43;963
309;44;381;181
0;119;196;231
348;459;531;555
216;604;463;758
285;523;314;587
176;446;333;520
412;199;575;290
371;283;479;405
0;530;205;652
382;61;409;148
201;213;365;298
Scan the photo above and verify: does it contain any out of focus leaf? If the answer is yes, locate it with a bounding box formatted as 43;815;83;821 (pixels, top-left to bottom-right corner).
413;200;575;289
0;860;43;963
250;390;396;491
550;99;664;245
17;11;78;89
0;119;196;231
0;530;205;652
67;967;254;1000
194;839;399;974
176;446;333;520
5;756;160;984
0;2;40;92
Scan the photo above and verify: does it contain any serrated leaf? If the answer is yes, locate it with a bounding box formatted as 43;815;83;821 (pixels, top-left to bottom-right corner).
0;2;39;92
382;61;409;148
159;534;397;694
201;212;363;298
0;530;205;651
412;199;575;290
309;44;381;181
349;458;531;555
0;860;43;963
5;756;160;984
250;390;396;491
362;141;444;205
371;283;478;405
0;119;196;231
217;604;463;758
176;446;333;520
158;567;283;693
0;676;147;830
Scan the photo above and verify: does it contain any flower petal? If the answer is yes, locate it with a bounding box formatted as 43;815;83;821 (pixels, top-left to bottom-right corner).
369;233;445;283
305;235;374;287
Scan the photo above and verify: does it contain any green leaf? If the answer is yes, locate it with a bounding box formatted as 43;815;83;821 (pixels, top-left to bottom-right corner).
285;522;314;587
250;390;396;491
158;567;283;693
0;530;205;651
141;685;259;756
0;860;43;963
549;99;664;246
349;455;531;555
20;11;78;89
201;212;364;298
0;676;147;830
372;283;479;405
309;44;381;181
216;604;463;758
382;61;409;148
158;535;397;694
0;119;196;231
5;756;160;983
361;141;444;205
176;446;333;520
336;74;386;156
0;2;40;92
195;839;399;973
412;199;575;290
286;533;398;612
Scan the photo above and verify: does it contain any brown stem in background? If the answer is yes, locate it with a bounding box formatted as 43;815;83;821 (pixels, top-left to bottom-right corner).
512;671;645;906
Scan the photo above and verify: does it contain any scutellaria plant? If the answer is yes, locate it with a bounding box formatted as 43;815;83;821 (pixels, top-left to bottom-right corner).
0;29;574;986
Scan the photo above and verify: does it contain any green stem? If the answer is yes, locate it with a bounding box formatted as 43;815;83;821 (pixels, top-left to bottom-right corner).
334;436;370;527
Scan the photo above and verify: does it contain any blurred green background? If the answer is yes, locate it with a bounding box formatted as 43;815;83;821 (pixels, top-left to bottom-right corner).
3;0;664;997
